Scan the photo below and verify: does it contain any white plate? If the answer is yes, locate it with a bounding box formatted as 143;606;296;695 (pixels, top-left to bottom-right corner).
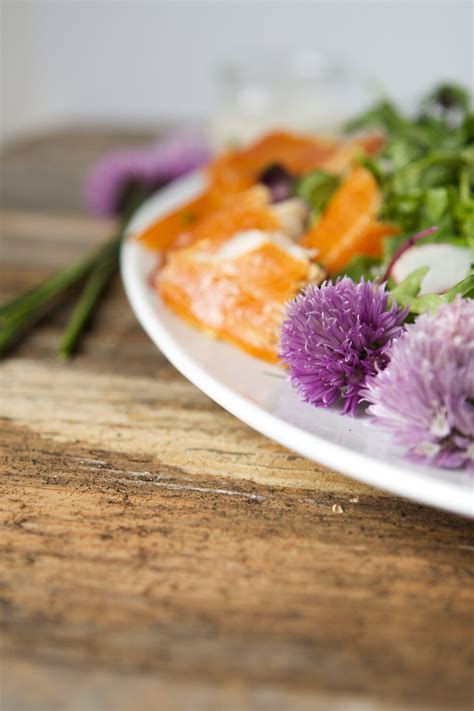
121;172;473;517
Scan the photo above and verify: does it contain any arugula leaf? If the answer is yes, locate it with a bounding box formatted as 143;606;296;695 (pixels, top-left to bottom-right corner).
345;98;407;135
389;266;429;303
347;82;473;257
389;268;474;315
295;170;340;224
444;273;474;301
403;274;474;315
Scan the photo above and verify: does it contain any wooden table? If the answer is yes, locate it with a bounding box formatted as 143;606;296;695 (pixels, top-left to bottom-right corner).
1;128;473;711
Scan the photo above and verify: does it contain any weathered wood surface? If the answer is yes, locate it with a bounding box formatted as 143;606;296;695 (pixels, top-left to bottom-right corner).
0;128;473;711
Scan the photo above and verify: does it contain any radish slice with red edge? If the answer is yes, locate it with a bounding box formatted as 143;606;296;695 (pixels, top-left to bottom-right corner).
391;243;473;296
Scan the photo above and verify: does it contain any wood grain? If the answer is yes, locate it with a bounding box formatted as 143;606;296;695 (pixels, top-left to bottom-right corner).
1;129;473;711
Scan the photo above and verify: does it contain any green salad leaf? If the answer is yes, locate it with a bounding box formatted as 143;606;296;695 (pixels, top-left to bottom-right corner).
389;266;429;303
295;170;340;225
389;268;474;315
347;83;474;249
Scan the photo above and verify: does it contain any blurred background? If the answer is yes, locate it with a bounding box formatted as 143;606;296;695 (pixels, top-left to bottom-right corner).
1;0;473;146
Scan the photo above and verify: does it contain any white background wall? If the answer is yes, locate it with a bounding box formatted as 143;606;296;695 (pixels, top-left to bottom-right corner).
1;0;473;142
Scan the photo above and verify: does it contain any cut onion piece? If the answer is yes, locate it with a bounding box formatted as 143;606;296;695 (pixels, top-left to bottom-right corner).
392;243;473;296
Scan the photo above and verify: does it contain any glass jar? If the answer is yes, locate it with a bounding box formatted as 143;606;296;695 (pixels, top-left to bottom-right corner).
211;49;360;147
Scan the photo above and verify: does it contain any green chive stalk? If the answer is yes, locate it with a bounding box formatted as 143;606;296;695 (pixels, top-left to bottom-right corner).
56;186;145;360
0;237;118;356
0;185;145;358
58;238;120;361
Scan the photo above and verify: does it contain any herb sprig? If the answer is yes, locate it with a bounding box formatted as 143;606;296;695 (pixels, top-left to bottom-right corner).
346;82;474;252
0;132;211;359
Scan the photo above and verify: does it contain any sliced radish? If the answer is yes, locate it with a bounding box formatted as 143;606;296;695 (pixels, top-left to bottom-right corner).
392;243;473;295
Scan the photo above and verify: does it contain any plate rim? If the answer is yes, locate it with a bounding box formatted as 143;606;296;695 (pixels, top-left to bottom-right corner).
121;171;473;518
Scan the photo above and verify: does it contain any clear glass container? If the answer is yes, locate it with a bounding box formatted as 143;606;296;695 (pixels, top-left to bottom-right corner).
211;49;360;147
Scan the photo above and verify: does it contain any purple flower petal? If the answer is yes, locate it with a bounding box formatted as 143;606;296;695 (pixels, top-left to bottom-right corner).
361;296;474;472
279;277;407;415
84;130;213;217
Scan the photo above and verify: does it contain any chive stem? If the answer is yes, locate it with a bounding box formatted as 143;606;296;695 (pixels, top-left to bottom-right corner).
58;240;120;361
0;183;146;359
56;186;146;360
0;236;121;356
1;237;118;320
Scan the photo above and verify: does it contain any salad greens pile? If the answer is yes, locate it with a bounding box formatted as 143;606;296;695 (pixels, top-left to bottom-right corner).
337;83;473;310
348;83;474;251
285;83;474;313
294;84;474;312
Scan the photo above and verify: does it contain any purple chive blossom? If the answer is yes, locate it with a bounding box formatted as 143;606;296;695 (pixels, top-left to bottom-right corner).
362;296;474;472
279;278;407;415
84;130;212;217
